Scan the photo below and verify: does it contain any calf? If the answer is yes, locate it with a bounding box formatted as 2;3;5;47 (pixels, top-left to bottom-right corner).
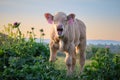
44;12;86;76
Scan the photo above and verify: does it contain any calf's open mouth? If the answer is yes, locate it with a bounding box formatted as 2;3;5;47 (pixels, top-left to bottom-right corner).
57;28;63;35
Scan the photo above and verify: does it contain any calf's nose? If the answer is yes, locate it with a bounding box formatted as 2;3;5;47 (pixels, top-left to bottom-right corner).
57;24;62;28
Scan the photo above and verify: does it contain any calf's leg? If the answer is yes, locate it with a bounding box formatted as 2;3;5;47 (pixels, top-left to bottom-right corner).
65;43;75;76
49;42;58;62
72;51;76;72
65;53;72;76
79;38;86;73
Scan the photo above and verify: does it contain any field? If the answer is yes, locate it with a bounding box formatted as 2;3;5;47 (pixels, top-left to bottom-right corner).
55;53;92;71
0;23;120;80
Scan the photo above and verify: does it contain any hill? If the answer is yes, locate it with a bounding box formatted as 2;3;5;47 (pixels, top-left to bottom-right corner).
36;39;120;45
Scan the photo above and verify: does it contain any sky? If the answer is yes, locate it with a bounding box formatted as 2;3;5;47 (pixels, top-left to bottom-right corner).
0;0;120;41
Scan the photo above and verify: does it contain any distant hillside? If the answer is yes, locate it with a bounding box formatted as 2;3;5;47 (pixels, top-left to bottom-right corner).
87;40;120;45
36;39;120;45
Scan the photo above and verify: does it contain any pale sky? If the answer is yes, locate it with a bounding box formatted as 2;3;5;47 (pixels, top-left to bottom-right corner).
0;0;120;41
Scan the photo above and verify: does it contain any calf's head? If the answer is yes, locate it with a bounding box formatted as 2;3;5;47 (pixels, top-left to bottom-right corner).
44;12;75;38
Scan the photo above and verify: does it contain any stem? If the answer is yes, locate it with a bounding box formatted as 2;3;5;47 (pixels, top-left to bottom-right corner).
17;27;22;39
32;30;35;40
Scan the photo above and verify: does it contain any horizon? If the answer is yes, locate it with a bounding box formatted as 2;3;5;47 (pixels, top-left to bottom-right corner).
0;0;120;41
25;38;120;42
35;38;120;45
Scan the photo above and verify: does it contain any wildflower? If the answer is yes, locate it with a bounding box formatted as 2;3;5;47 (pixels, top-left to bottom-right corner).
31;27;34;30
42;33;45;36
13;22;20;28
40;29;44;32
29;32;32;34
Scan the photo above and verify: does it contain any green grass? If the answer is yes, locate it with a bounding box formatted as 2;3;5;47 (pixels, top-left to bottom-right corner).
54;53;92;75
52;53;92;80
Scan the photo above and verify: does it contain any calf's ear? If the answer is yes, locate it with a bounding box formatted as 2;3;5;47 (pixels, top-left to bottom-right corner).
67;13;75;24
44;13;53;24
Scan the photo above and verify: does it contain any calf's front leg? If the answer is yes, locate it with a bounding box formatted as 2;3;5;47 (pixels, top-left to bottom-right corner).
65;53;72;76
49;42;58;62
65;43;75;76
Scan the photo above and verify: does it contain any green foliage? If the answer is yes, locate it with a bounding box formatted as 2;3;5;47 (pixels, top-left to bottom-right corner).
81;48;120;80
0;23;62;80
0;23;120;80
86;45;99;59
86;44;120;59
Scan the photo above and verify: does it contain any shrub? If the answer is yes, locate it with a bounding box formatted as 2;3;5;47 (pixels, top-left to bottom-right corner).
81;47;120;80
86;45;99;59
0;23;63;80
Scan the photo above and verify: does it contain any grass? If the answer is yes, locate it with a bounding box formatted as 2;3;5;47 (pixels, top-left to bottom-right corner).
54;53;92;77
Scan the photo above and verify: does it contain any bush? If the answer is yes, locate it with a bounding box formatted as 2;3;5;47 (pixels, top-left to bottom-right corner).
86;45;99;59
81;48;120;80
0;42;66;80
0;23;63;80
